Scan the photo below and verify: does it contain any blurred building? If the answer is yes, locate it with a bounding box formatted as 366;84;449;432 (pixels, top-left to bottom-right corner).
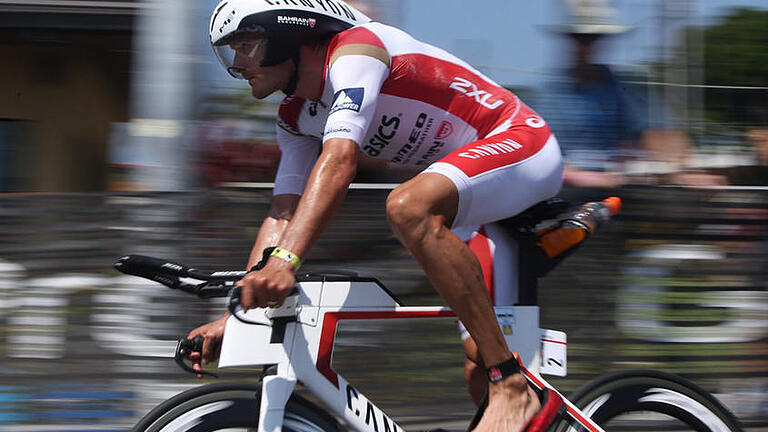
0;0;223;192
0;0;138;192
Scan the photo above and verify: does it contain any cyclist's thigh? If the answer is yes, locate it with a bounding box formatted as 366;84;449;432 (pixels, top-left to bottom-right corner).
423;110;563;229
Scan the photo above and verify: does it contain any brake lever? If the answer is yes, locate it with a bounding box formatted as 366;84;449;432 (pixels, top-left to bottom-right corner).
174;336;219;379
228;286;300;326
196;281;236;299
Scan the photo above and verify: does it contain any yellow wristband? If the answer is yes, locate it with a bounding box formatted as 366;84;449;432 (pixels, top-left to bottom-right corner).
270;247;302;271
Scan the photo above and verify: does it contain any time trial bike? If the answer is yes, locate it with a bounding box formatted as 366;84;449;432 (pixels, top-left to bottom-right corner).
115;198;743;432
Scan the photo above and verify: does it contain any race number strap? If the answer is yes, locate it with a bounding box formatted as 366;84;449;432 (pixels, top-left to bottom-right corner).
540;329;567;377
487;355;522;383
270;247;302;271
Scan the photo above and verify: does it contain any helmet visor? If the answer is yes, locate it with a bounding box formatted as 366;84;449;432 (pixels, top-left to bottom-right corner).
212;36;268;80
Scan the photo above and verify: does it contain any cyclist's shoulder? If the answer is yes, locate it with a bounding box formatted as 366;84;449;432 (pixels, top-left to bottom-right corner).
328;22;409;63
332;22;392;48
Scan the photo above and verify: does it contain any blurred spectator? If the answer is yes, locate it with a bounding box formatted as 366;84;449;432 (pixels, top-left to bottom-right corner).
538;0;731;188
537;0;641;189
642;129;727;187
712;113;768;185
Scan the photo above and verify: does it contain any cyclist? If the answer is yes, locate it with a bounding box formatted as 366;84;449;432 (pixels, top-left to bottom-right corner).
189;1;564;431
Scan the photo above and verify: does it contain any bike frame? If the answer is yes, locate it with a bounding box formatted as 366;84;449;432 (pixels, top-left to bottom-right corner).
218;276;605;432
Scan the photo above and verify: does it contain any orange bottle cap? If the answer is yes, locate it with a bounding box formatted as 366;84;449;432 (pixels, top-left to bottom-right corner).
602;197;622;215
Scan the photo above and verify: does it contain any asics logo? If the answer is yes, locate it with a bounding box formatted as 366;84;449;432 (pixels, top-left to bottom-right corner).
449;77;504;110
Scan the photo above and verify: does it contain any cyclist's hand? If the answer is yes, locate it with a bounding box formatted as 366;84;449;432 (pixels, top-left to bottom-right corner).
186;314;228;378
239;259;296;310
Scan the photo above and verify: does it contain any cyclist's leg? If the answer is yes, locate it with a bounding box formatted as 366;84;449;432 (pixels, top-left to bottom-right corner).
387;172;538;431
459;223;520;406
386;109;562;431
386;173;512;367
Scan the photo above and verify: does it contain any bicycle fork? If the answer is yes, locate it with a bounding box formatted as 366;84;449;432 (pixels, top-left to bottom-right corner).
259;362;297;432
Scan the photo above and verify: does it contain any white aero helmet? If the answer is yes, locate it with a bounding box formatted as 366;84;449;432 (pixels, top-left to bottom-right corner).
210;0;371;79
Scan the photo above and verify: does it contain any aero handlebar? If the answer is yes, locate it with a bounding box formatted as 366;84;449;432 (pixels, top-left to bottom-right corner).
114;254;242;298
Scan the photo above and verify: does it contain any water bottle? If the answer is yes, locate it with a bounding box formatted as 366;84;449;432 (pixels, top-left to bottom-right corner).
537;197;621;258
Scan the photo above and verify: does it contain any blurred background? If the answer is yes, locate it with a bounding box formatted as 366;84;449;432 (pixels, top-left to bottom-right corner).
0;0;766;430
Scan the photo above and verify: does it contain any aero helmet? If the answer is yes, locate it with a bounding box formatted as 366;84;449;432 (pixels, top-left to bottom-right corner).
209;0;371;80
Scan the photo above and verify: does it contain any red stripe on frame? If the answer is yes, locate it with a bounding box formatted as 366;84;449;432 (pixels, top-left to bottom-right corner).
317;309;456;388
541;339;567;345
467;226;495;303
522;366;601;432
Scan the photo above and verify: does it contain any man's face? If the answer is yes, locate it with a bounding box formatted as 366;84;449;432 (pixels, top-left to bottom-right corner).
227;37;293;99
569;33;601;64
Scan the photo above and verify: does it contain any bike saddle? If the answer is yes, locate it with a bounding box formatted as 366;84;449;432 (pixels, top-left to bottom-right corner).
500;198;572;231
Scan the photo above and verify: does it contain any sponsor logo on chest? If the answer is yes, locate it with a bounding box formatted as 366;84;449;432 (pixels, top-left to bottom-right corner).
450;77;504;110
362;115;401;157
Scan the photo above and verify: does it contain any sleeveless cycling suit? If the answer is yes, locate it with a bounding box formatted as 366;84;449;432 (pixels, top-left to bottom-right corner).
273;22;563;315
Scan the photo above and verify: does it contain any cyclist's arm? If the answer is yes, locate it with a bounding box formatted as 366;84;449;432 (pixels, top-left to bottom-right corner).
246;125;320;269
266;47;389;268
246;194;300;269
266;138;358;266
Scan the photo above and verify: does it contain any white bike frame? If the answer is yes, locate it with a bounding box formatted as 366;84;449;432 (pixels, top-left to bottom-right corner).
218;276;605;432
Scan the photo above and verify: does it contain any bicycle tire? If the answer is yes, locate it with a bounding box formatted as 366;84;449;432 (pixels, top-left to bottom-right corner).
132;382;342;432
553;370;743;432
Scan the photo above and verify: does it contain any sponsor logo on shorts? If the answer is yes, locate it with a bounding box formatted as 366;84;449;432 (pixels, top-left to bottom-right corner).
329;88;364;115
277;16;317;28
457;138;523;160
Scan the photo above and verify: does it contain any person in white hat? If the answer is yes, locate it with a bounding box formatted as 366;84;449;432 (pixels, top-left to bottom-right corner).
538;0;642;187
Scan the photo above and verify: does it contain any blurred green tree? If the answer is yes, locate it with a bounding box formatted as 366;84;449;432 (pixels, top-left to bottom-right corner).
695;8;768;126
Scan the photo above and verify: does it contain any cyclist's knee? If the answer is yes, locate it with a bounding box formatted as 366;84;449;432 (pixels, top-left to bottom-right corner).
386;188;434;239
386;178;457;242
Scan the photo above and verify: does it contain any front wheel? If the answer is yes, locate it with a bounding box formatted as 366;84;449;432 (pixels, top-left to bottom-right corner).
132;382;342;432
556;370;743;432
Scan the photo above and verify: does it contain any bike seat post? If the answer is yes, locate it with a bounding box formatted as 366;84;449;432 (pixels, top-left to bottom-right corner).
515;231;539;306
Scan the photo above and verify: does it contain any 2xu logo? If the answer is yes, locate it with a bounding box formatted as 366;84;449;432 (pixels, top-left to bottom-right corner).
450;77;504;110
